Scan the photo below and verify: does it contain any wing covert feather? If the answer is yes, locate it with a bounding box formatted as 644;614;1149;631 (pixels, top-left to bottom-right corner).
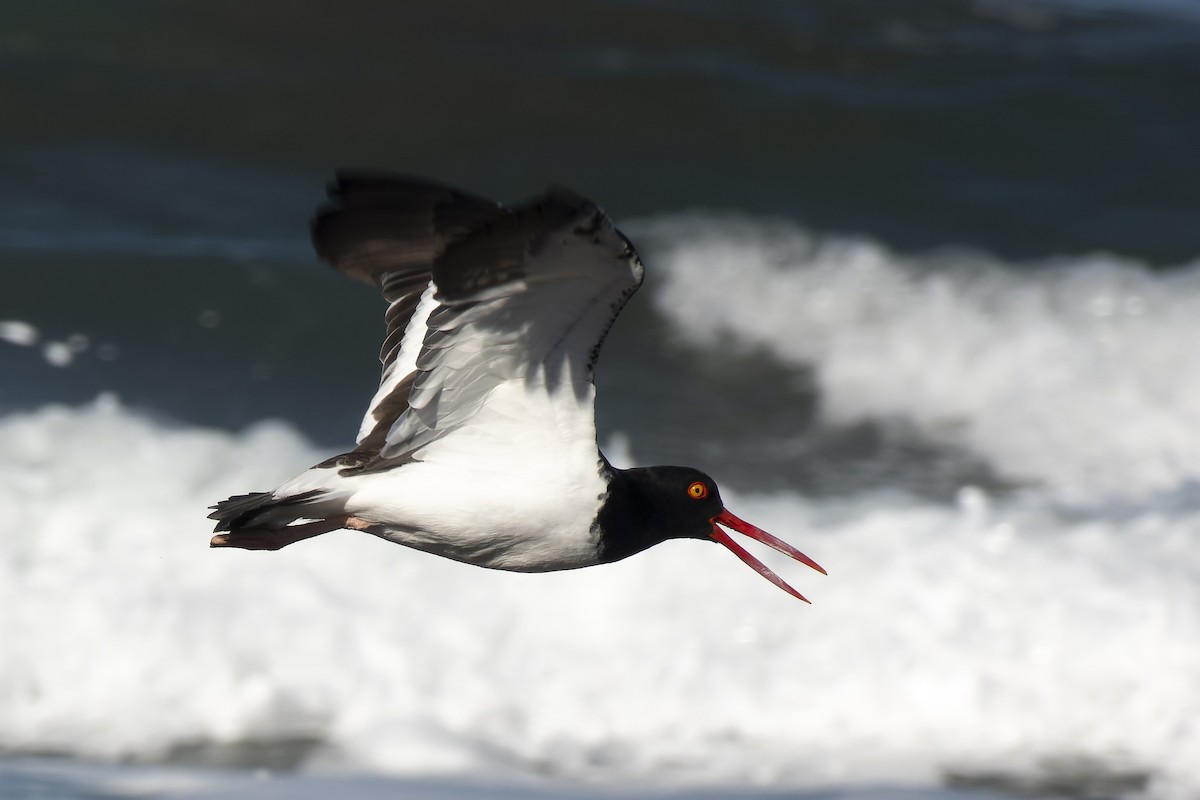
310;172;645;469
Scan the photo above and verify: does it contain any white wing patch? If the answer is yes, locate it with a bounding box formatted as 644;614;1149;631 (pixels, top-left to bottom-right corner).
379;209;644;463
356;283;438;445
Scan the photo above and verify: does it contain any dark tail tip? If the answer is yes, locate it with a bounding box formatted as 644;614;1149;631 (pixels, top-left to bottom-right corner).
209;517;344;551
208;491;274;532
209;529;288;551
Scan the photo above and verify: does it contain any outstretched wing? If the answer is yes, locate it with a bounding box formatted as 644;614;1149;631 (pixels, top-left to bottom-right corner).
312;172;502;452
311;172;645;469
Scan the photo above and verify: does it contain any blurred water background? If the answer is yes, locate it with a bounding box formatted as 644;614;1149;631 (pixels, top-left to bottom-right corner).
3;2;1200;799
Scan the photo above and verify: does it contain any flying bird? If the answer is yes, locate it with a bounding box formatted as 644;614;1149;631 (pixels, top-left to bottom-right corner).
209;173;825;601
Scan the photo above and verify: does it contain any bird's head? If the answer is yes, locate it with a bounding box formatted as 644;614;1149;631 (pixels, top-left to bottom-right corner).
599;466;826;602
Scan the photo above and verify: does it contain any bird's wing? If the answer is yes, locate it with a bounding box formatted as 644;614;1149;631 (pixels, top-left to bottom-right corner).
312;172;502;451
311;172;645;468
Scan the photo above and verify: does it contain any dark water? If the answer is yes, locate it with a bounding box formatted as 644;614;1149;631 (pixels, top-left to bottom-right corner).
3;0;1199;467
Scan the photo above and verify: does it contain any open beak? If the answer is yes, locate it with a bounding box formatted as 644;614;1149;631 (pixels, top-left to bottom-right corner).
710;509;827;603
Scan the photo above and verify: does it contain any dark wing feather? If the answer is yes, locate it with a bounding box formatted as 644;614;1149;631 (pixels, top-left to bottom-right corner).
310;172;503;446
310;172;644;471
377;185;645;463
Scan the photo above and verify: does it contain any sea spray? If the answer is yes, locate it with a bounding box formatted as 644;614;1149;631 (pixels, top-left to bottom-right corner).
1;396;1198;795
639;214;1200;500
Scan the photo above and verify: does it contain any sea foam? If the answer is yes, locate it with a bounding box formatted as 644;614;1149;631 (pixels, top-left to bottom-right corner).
4;211;1199;799
2;393;1198;798
640;214;1200;502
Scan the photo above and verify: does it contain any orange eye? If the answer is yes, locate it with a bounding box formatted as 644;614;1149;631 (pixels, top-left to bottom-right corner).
687;481;708;500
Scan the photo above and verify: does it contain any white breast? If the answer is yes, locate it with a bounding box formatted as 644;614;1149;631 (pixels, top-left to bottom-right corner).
343;379;609;572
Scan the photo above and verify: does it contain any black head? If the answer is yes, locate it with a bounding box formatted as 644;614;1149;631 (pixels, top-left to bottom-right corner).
595;465;826;602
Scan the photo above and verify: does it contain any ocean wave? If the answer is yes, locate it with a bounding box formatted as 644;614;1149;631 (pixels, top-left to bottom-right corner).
1;398;1197;798
638;213;1200;503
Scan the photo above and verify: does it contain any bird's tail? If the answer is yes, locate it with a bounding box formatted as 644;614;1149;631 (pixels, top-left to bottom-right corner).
207;489;342;550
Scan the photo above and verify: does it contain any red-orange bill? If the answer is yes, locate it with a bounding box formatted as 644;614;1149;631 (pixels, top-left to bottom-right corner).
710;509;826;603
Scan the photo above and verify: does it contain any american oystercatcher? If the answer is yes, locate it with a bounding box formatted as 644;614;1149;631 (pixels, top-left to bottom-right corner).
209;173;825;601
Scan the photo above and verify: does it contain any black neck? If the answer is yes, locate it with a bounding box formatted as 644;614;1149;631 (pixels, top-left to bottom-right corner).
593;466;677;564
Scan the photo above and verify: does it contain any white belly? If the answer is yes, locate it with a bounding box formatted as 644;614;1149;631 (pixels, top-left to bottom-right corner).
332;371;611;571
345;459;606;571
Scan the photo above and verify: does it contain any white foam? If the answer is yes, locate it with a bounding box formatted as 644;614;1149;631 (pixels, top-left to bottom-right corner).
641;214;1200;502
0;319;38;347
1;319;100;367
42;341;75;367
2;397;1199;798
